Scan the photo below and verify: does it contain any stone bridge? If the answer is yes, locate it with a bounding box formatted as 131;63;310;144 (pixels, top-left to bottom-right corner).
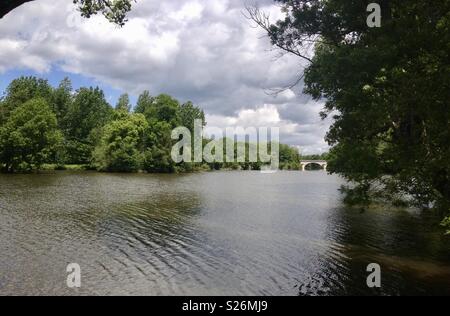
300;160;328;171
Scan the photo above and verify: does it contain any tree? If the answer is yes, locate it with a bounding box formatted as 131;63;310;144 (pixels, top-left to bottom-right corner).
64;87;112;141
93;113;148;172
141;94;181;128
143;120;175;173
115;93;131;113
135;93;206;172
280;144;301;170
0;0;135;26
0;98;62;172
135;90;154;114
252;1;450;217
93;110;180;173
177;101;206;170
179;101;206;133
74;0;135;26
53;77;73;126
0;76;53;123
63;87;113;164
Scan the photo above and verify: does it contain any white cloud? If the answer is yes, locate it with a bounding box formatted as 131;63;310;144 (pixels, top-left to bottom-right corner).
169;1;204;22
205;104;329;154
0;0;330;153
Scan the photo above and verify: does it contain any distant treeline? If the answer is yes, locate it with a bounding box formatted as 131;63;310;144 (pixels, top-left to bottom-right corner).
301;153;329;161
0;76;308;173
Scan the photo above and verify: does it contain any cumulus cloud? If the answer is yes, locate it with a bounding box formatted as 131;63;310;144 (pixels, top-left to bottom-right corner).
0;0;330;153
205;104;329;155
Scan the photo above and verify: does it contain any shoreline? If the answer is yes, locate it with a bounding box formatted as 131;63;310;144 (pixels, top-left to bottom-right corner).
1;164;316;175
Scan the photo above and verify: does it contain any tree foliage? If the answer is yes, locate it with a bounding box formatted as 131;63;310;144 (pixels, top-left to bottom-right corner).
73;0;135;26
0;0;135;26
0;76;53;124
143;120;175;173
142;94;181;128
64;87;112;142
53;77;72;126
280;144;301;170
0;76;303;175
93;113;147;172
63;87;113;164
134;90;154;114
254;1;450;216
179;101;206;133
0;98;61;172
115;93;131;113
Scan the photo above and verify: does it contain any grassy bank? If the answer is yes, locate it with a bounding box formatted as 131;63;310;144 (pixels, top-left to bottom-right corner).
41;164;90;171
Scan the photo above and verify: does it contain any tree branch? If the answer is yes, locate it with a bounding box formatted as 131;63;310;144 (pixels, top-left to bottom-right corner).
0;0;35;19
243;4;314;64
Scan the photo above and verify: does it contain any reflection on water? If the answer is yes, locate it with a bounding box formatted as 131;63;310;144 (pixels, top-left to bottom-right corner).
0;171;449;296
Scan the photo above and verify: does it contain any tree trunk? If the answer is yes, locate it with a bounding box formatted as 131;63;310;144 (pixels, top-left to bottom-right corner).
0;0;35;19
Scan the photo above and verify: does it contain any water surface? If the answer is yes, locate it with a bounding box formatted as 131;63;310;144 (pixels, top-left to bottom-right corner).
0;171;449;295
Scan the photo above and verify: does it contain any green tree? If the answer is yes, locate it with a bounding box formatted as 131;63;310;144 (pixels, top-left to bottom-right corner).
63;87;113;164
141;94;181;128
179;101;206;132
253;1;450;216
73;0;135;26
93;113;148;172
135;93;181;172
115;93;131;113
0;98;62;172
135;90;154;114
177;101;206;171
143;120;175;173
53;77;73;126
280;144;301;170
0;76;53;123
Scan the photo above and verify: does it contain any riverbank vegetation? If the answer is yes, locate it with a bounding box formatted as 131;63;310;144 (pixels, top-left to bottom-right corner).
0;76;304;174
251;0;450;230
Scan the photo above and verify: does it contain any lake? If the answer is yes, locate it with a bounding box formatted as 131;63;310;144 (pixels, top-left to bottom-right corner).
0;171;449;295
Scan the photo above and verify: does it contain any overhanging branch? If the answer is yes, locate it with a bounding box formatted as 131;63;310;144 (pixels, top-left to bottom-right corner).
0;0;35;19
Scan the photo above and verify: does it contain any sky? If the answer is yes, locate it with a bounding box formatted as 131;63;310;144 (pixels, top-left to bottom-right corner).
0;0;331;154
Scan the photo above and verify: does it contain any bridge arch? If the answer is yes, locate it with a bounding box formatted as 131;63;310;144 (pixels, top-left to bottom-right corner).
300;160;328;171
